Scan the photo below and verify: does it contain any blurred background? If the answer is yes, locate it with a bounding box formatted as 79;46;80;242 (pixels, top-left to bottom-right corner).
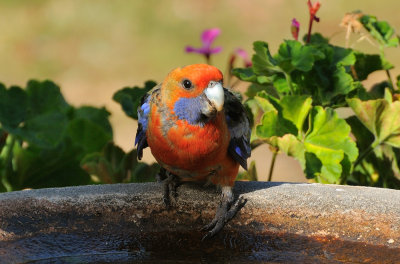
0;0;399;182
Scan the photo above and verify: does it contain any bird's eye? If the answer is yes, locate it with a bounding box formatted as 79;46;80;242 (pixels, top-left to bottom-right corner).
182;79;193;89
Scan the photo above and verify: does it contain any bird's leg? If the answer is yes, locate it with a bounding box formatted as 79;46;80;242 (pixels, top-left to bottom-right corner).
201;186;246;240
156;167;167;182
161;170;180;208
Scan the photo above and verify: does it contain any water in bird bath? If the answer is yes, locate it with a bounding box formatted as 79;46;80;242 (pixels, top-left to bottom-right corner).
3;230;399;263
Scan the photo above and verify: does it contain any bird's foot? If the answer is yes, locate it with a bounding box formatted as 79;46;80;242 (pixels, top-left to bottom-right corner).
201;186;247;240
161;171;180;208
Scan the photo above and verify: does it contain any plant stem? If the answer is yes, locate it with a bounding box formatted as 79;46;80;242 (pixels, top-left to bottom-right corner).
385;69;395;92
284;72;295;95
268;151;278;182
351;140;379;173
230;79;241;89
0;134;16;192
306;17;313;43
205;54;211;65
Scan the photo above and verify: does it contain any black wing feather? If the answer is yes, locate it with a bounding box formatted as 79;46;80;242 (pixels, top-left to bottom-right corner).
224;88;251;170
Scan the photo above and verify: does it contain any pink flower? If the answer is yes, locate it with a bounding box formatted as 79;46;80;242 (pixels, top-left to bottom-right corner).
185;28;222;61
234;48;252;68
291;18;300;40
306;0;321;43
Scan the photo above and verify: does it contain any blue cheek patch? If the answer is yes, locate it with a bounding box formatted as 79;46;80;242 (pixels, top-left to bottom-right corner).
174;97;205;125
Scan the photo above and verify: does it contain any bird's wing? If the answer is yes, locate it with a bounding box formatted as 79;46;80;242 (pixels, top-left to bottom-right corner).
135;84;161;160
224;88;251;170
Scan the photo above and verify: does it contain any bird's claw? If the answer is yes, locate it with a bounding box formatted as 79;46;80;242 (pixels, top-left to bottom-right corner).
201;195;247;241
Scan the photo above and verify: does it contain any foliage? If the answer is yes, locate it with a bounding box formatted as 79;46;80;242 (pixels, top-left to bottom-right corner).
0;80;109;191
233;8;400;187
81;142;159;184
112;81;157;119
0;80;158;192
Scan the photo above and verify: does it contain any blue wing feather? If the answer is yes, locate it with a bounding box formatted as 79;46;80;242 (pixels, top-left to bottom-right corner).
135;84;160;160
224;89;251;170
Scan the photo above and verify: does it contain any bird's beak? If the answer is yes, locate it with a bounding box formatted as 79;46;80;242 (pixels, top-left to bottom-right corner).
204;82;224;112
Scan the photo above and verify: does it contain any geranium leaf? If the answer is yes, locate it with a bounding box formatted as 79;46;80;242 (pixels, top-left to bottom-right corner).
347;98;400;148
360;15;400;48
0;84;27;131
354;53;385;81
113;80;157;120
255;96;358;183
252;41;281;75
275;40;322;73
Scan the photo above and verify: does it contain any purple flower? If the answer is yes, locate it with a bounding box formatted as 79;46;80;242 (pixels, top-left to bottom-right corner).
185;28;222;62
291;18;300;41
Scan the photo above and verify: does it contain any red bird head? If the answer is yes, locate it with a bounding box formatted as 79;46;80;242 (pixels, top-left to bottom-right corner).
161;64;225;125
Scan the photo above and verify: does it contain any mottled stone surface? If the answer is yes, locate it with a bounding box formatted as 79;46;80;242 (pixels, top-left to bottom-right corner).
0;182;400;263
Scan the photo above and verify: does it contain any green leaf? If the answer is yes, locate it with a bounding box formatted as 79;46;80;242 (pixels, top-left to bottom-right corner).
359;15;400;48
256;110;296;138
81;142;159;183
280;96;313;132
16;112;68;148
232;68;257;82
0;84;27;131
273;77;292;94
275;40;322;73
67;118;112;154
256;94;311;139
300;45;356;106
347;98;400;148
244;83;275;99
255;96;358;183
353;53;385;81
331;46;355;67
130;162;159;183
0;80;117;191
302;33;330;44
346;118;400;188
304;152;322;179
9;80;71;148
113;80;157;120
346;116;374;151
268;134;305;160
26;80;69;116
252;41;281;75
12;140;91;190
72;106;113;135
253;91;277;112
304;107;358;182
82;143;128;183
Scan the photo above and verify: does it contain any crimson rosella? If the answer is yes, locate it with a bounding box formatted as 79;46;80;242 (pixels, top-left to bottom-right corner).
135;64;251;239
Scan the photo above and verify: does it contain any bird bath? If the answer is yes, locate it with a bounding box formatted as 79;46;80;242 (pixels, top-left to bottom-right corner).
1;181;400;263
